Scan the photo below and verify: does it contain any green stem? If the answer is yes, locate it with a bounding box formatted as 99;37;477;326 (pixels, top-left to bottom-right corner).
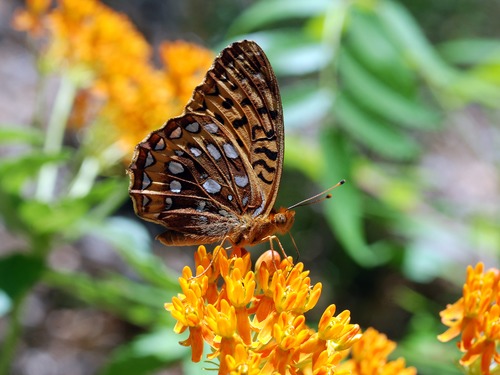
35;76;77;201
67;156;100;198
0;293;26;375
67;140;126;198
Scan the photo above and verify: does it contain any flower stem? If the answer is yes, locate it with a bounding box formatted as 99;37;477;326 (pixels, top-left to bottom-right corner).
35;76;77;201
67;156;100;198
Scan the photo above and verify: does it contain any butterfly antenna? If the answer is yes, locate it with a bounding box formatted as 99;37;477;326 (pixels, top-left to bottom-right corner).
287;179;345;210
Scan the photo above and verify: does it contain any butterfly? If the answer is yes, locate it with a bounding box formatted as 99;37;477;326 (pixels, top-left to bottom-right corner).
128;40;295;247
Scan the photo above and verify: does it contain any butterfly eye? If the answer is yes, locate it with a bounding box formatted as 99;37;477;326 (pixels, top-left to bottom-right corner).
274;213;287;224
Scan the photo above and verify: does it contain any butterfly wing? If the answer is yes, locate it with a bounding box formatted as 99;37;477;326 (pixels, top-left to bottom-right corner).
128;40;284;245
129;113;257;245
185;40;284;216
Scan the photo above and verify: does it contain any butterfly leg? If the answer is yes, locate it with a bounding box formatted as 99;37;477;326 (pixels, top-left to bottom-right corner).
190;238;230;280
263;235;293;269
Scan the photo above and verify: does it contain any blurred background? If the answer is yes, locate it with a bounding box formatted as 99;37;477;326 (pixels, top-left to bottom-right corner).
1;0;500;374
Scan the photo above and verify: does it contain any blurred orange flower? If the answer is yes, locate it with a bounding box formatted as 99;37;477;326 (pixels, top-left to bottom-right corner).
165;247;362;375
160;41;215;106
12;0;51;36
12;0;214;160
439;262;500;374
338;327;416;375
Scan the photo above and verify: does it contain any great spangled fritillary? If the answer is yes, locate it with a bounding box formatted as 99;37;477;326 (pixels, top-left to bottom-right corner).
128;40;295;247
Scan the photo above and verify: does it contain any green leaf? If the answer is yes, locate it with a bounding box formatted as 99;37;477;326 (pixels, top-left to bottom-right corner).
43;269;171;327
0;254;45;301
18;198;88;236
379;2;500;106
339;50;441;129
281;80;332;130
439;38;500;66
285;135;325;181
0;189;25;234
258;32;327;75
0;126;44;145
320;129;390;267
334;94;420;160
346;7;415;92
0;152;69;193
227;0;330;35
100;329;188;375
78;178;129;224
377;0;457;87
79;216;179;289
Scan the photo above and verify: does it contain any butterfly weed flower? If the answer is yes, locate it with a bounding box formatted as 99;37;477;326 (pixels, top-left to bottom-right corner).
337;327;417;375
165;264;210;362
160;41;216;107
12;0;214;166
12;0;51;37
165;247;361;375
438;262;500;374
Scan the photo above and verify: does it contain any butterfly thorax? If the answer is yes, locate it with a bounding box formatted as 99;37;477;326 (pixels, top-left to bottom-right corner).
228;207;295;246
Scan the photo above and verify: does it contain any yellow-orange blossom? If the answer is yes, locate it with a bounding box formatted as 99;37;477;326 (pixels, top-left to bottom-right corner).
12;0;214;159
165;246;362;375
439;262;500;375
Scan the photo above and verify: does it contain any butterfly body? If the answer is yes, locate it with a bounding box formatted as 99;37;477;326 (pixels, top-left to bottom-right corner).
155;208;295;247
128;40;292;248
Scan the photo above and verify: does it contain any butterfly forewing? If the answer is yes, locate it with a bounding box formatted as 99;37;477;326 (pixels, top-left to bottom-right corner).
128;40;286;246
185;40;284;215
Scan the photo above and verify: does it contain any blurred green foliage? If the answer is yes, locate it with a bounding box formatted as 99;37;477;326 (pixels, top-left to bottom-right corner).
2;0;500;374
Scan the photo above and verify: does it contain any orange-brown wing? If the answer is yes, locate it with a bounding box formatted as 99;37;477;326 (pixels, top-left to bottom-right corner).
128;114;254;245
185;40;284;216
128;40;284;245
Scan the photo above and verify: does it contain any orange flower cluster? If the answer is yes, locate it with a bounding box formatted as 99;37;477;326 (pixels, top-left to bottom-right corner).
338;328;416;375
165;246;362;375
12;0;214;158
439;262;500;374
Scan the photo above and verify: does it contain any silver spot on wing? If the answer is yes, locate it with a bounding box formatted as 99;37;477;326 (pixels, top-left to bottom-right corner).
144;152;155;167
185;122;200;133
168;161;184;175
203;178;221;194
142;173;151;190
207;144;221;160
153;137;165;151
169;127;182;139
165;197;173;210
223;143;238;159
204;123;218;134
235;175;249;188
190;147;202;157
170;180;182;193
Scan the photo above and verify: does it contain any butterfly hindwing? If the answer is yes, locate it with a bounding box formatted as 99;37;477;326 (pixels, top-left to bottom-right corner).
129;112;267;243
